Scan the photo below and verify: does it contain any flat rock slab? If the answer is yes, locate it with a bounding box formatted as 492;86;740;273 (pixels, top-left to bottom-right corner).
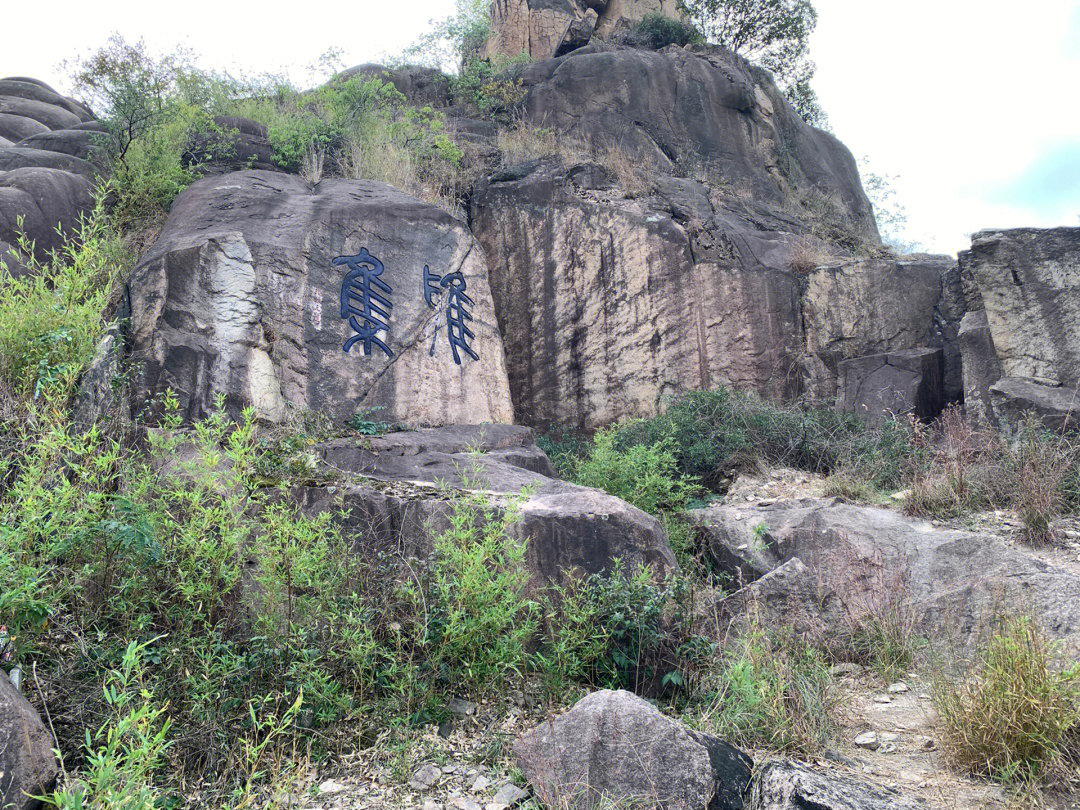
749;760;923;810
129;170;514;426
836;348;944;426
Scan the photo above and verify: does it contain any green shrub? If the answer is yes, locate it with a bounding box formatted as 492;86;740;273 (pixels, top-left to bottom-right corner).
699;624;836;753
426;491;539;694
0;200;129;401
540;562;712;697
933;615;1080;787
625;13;704;49
454;54;532;119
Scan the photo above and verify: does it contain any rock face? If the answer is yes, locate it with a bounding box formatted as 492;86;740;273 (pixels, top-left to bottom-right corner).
699;498;1080;657
294;424;678;591
185;115;279;174
482;0;683;61
1;671;60;810
0;76;99;277
128;170;514;426
514;689;751;810
958;227;1080;428
473;160;952;428
749;761;922;810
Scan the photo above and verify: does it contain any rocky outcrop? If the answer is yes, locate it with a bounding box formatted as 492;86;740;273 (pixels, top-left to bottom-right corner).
958;227;1080;428
128;170;514;426
295;424;678;591
482;0;683;61
699;498;1080;657
0;77;100;277
1;671;60;810
514;689;751;810
749;761;923;810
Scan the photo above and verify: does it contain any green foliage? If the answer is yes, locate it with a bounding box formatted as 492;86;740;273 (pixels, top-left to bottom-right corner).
858;156;921;253
573;429;701;516
540;563;712;698
699;624;835;753
625;12;705;49
453;54;532;119
933;615;1080;787
588;387;866;492
427;492;539;693
678;0;824;125
48;640;172;810
0;200;128;402
404;0;491;72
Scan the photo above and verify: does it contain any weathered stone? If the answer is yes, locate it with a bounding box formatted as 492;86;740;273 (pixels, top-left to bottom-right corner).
0;96;80;131
710;498;1080;657
74;324;129;429
129;170;514;426
1;671;60;810
515;690;751;810
483;0;682;61
957;309;1002;426
684;505;780;588
298;424;677;591
0;79;94;122
185;115;279;174
0;113;49;143
989;376;1080;432
749;761;923;810
0;167;95;267
962;227;1080;387
16;129;109;163
836;348;944;426
801;258;948;402
0;146;97;177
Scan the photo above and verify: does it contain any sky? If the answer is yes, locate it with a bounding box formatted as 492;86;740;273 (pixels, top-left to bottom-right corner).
6;0;1080;255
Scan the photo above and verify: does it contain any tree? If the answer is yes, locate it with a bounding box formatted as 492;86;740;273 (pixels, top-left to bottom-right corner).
678;0;826;127
858;156;922;254
67;36;192;165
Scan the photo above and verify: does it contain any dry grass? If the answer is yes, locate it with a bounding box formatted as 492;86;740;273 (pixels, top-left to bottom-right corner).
599;140;654;198
933;614;1080;789
788;235;834;274
495;124;588;169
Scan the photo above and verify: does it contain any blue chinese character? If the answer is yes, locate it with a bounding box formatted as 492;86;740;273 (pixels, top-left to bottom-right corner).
422;266;479;365
336;248;393;357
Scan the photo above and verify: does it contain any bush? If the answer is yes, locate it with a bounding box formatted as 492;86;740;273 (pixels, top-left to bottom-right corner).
453;54;532;119
624;13;704;49
933;615;1080;787
539;562;712;697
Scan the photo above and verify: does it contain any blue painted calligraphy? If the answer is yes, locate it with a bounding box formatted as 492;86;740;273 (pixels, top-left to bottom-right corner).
422;265;479;365
336;248;393;357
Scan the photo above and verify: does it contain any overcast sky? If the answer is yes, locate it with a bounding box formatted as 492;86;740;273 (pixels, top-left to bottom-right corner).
6;0;1080;255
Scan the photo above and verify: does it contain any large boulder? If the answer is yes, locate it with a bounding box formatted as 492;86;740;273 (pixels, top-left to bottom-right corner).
0;168;94;270
749;761;922;810
295;424;678;591
483;0;684;61
16;129;108;163
519;45;876;233
0;113;48;143
0;78;93;122
184;116;279;174
0;671;60;810
0;96;81;131
957;309;1002;426
514;689;751;810
0;146;97;177
129;170;514;426
701;498;1080;657
988;376;1080;432
835;348;944;426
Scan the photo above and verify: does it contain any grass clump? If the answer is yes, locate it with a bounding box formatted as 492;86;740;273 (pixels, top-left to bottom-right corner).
697;623;836;754
933;615;1080;788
